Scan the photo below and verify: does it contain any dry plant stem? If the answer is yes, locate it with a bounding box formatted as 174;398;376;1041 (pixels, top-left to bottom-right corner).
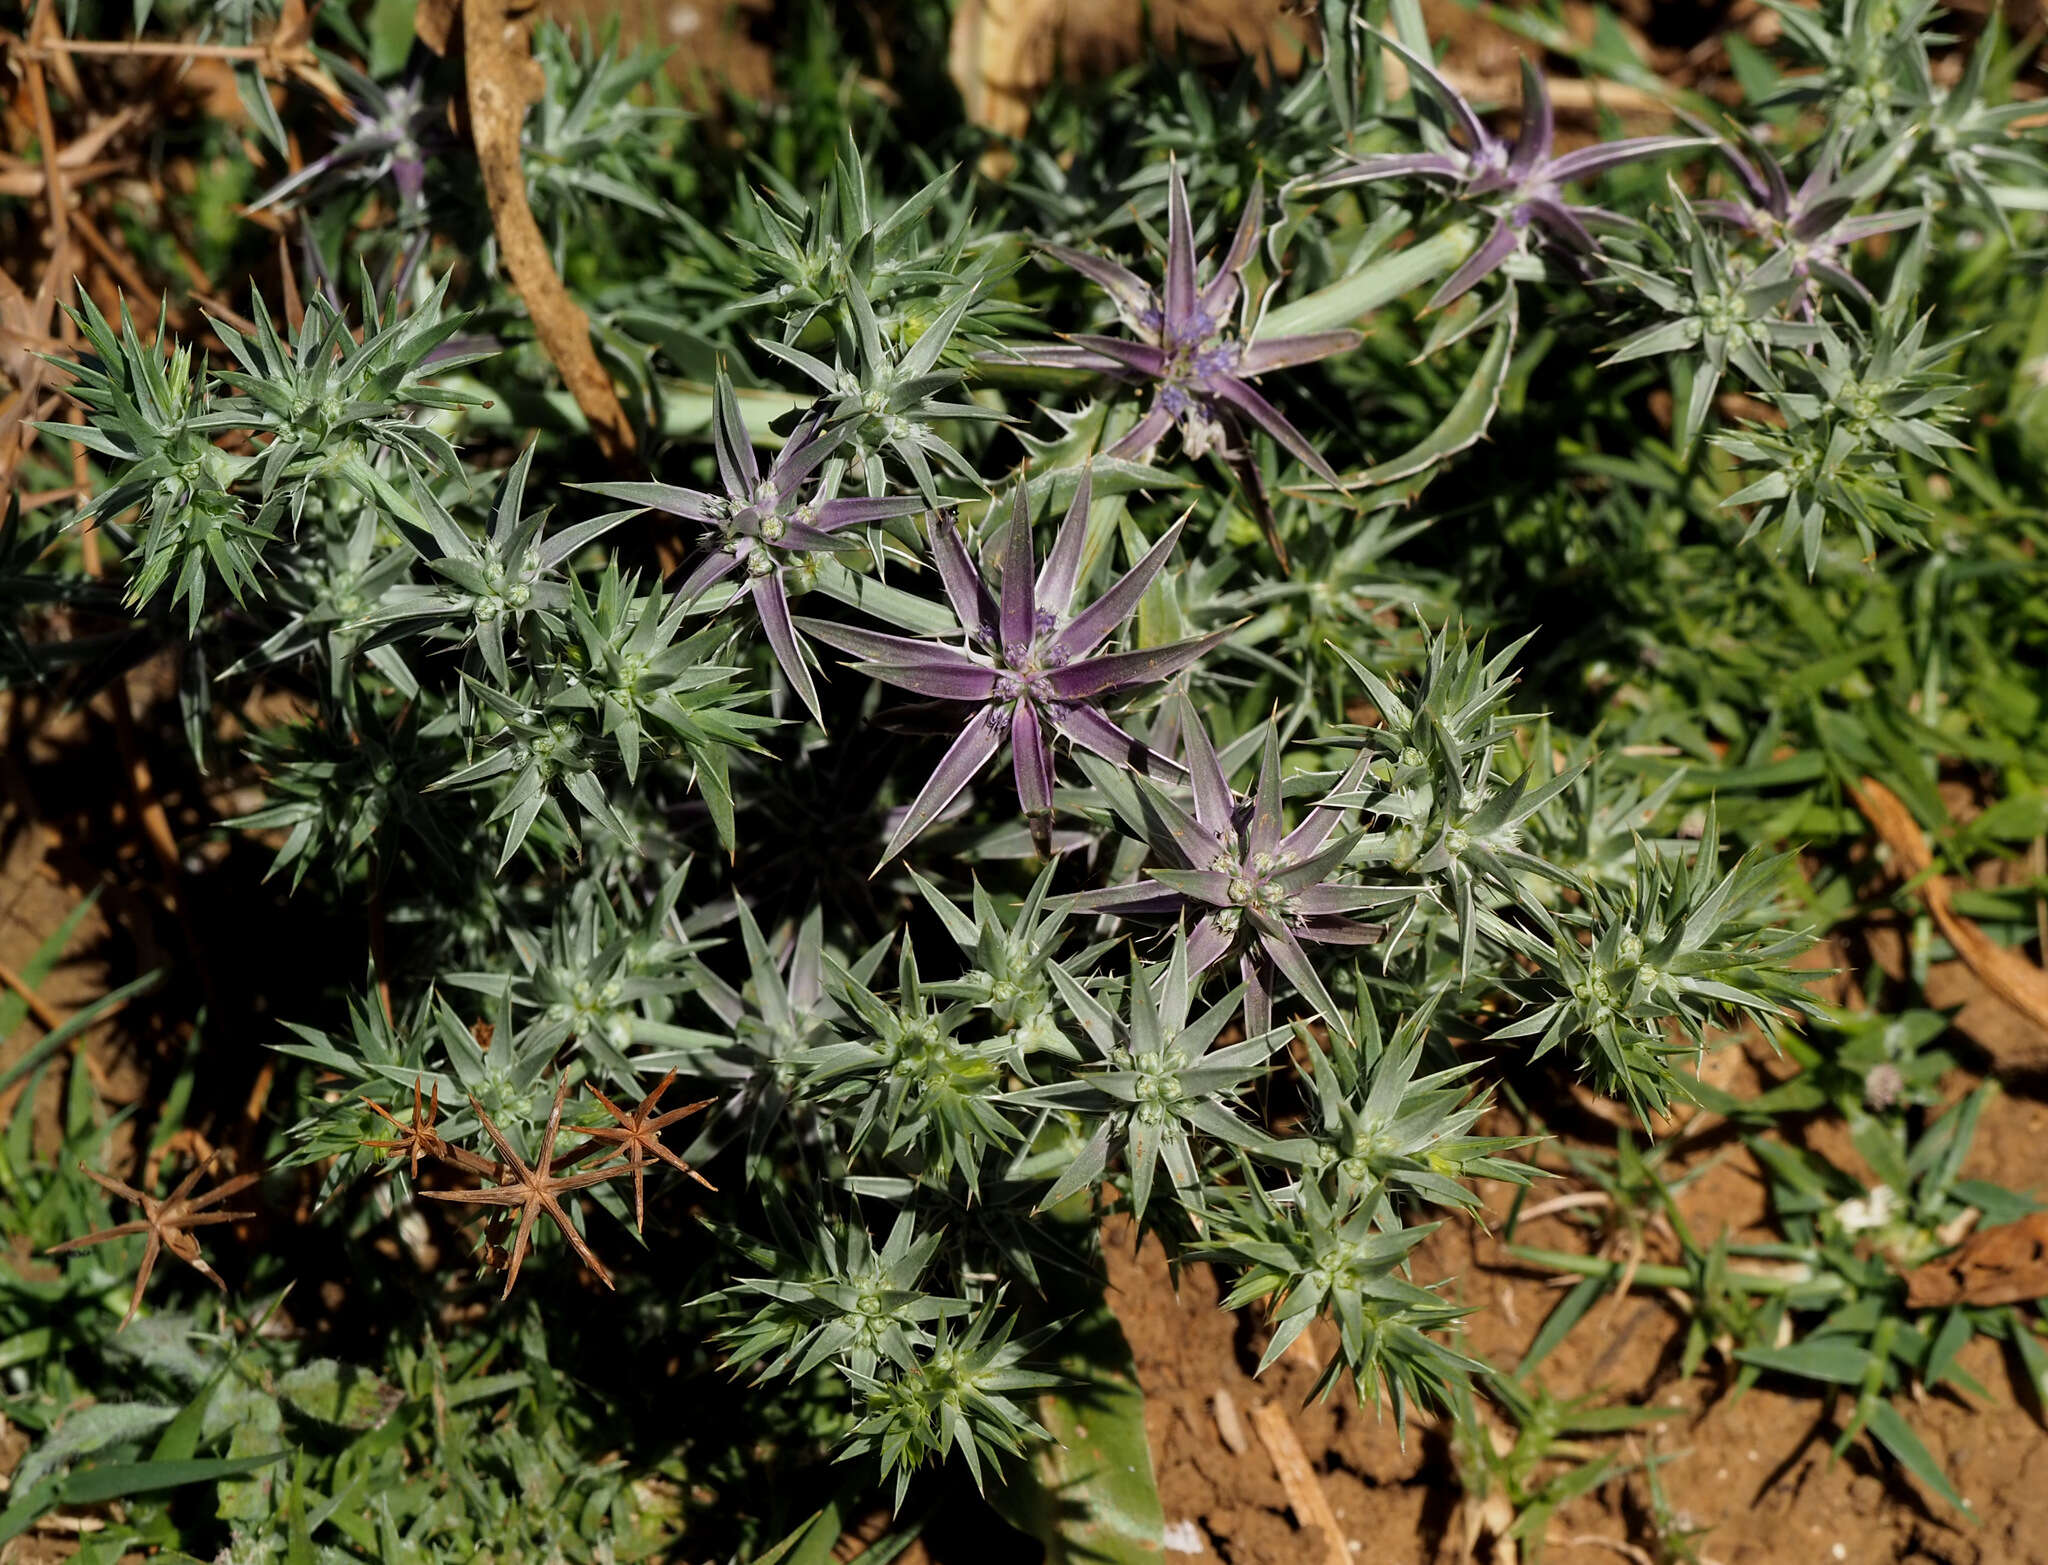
0;244;80;483
1851;775;2048;1070
22;38;285;60
235;1056;276;1164
11;100;143;173
1455;70;1676;119
67;205;155;310
0;154;129;199
461;0;637;467
104;691;181;891
1249;1399;1352;1565
1600;1228;1645;1334
186;290;262;339
1564;1536;1655;1565
367;867;394;1022
0;957;65;1031
0;969;124;1126
1363;20;1680;121
16;486;86;512
30;1514;107;1537
1516;1189;1613;1222
278;231;304;332
22;1;67;250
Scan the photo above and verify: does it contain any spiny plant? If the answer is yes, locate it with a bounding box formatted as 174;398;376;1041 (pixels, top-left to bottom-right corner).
15;0;2048;1556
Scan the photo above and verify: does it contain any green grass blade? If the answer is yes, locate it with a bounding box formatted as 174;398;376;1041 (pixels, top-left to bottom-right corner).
1865;1400;1973;1518
0;971;163;1099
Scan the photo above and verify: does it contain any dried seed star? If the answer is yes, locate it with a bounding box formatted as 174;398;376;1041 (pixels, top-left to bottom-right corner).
362;1077;445;1179
420;1074;625;1298
573;1070;716;1230
362;1079;499;1181
46;1157;261;1327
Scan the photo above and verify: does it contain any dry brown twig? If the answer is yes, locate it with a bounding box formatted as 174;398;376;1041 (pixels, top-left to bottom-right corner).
0;103;142;198
0;242;79;481
460;0;637;466
1249;1399;1351;1565
45;1156;261;1327
0;929;129;1127
1850;775;2048;1072
0;957;66;1032
18;3;69;252
6;0;342;102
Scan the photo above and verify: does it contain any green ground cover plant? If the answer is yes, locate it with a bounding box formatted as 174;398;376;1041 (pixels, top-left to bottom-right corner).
4;0;2048;1558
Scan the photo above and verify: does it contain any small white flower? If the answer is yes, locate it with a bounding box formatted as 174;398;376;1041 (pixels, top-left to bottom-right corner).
1835;1184;1898;1234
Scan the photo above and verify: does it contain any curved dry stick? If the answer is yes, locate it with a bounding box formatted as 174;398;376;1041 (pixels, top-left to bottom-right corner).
462;0;635;465
1249;1399;1352;1565
1851;775;2048;1073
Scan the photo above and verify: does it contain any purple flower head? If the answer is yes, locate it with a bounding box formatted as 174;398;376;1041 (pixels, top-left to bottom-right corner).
1315;38;1705;310
1068;695;1389;1039
1697;135;1925;309
1010;164;1360;487
798;473;1229;864
580;374;922;724
251;60;440;219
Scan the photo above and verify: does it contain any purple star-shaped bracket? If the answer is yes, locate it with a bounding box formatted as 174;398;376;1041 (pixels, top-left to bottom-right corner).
798;473;1231;863
1310;36;1706;309
581;375;922;723
1697;134;1924;308
1006;164;1360;486
1067;695;1388;1037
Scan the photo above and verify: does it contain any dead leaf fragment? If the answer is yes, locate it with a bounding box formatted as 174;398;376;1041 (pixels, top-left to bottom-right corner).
417;0;461;54
1903;1211;2048;1309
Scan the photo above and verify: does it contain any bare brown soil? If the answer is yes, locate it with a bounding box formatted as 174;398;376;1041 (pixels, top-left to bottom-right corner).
1104;1010;2048;1565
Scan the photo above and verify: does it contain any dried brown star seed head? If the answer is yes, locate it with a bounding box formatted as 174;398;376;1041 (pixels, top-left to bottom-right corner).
571;1070;716;1231
419;1074;627;1298
362;1077;445;1178
362;1078;500;1181
45;1155;262;1328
